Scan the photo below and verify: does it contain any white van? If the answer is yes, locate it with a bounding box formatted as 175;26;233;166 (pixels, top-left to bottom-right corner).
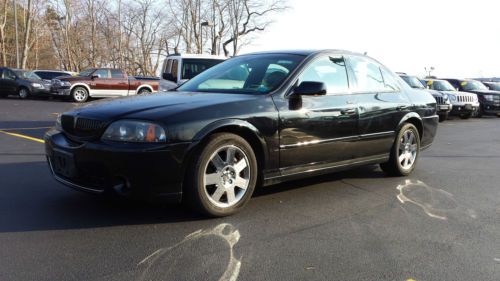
160;54;226;91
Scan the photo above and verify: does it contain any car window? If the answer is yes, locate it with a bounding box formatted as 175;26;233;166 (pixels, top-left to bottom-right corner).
182;59;224;80
4;69;17;80
94;69;110;79
165;59;172;73
111;69;125;79
178;54;304;94
297;55;349;94
380;67;401;92
349;56;387;92
171;60;179;79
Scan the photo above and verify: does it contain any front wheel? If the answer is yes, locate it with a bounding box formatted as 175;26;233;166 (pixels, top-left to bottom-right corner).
380;123;420;176
19;87;30;99
72;86;89;103
137;88;151;95
185;133;258;217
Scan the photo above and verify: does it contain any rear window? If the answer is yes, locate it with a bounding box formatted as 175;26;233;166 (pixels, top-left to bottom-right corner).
181;59;225;80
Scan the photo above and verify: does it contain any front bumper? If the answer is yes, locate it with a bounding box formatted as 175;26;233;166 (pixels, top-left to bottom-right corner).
50;87;71;96
44;130;190;201
437;104;452;114
481;101;500;114
30;86;51;96
450;103;478;115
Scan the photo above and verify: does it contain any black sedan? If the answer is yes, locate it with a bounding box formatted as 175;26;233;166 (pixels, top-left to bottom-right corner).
0;67;52;99
45;50;439;216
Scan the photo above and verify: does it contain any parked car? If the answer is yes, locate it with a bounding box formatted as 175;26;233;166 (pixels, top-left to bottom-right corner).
442;79;500;117
399;74;451;122
424;79;479;119
160;54;226;91
0;67;52;99
50;68;159;103
32;70;74;82
482;81;500;91
45;50;438;216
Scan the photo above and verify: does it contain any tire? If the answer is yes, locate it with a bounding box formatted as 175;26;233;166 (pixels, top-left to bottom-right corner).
476;106;483;118
380;123;420;177
438;113;448;122
185;133;258;217
71;86;89;103
459;113;472;119
137;88;151;95
18;87;30;99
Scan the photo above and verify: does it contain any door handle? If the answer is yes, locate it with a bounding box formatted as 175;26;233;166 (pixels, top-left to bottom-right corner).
341;108;357;115
396;105;408;111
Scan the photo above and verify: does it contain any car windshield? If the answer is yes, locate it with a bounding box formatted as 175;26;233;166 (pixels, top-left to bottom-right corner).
401;76;425;89
14;70;42;80
431;80;456;91
462;80;488;91
78;69;95;77
181;59;225;80
178;54;304;94
485;82;500;91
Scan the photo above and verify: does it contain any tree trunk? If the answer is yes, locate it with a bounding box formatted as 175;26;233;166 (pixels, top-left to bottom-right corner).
21;0;33;69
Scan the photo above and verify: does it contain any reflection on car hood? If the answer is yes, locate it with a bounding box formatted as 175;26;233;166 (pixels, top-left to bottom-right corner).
462;89;500;95
438;90;477;96
68;91;260;120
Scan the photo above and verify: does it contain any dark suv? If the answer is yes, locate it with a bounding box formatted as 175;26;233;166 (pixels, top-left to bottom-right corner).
443;79;500;117
399;74;451;122
424;79;479;119
0;67;52;99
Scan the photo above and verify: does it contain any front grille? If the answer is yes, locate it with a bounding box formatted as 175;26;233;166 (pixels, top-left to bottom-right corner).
61;115;107;139
457;95;473;103
435;96;444;104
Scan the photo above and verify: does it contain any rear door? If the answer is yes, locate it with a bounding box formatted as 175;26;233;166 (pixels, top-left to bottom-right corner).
347;55;411;158
0;69;19;95
277;54;359;174
109;69;130;96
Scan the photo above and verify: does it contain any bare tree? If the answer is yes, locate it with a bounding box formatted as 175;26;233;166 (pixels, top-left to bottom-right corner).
0;0;8;65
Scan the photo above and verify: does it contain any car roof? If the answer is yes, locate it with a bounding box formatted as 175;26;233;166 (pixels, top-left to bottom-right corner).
166;54;226;59
240;49;360;57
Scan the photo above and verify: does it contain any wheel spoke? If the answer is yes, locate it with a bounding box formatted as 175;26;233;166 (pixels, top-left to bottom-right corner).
226;187;236;204
399;153;406;164
410;144;418;152
234;159;247;173
212;186;226;202
407;133;414;145
211;154;225;171
234;177;249;189
204;173;219;186
226;147;236;164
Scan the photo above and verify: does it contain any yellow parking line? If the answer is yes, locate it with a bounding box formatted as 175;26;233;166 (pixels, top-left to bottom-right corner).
0;126;52;131
0;130;45;143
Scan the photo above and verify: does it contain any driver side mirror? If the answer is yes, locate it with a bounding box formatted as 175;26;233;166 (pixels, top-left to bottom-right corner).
292;81;327;96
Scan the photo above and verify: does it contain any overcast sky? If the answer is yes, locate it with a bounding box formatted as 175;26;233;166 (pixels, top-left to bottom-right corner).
241;0;500;78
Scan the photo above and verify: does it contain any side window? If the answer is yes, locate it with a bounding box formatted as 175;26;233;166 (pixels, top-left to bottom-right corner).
4;69;16;80
379;67;400;92
297;55;349;94
171;60;179;79
111;69;125;79
165;59;172;73
93;69;110;79
349;56;386;92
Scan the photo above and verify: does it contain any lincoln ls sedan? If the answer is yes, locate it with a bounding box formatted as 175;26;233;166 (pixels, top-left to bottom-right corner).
45;50;438;217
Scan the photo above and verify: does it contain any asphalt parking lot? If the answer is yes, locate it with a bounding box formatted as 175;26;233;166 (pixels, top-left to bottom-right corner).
0;98;499;281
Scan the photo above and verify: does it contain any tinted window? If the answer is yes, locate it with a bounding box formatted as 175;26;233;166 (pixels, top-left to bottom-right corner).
35;71;70;80
171;60;179;79
111;69;125;78
350;56;386;92
4;69;17;80
178;54;303;94
380;67;400;91
165;59;172;73
297;56;349;94
93;69;110;79
182;59;224;80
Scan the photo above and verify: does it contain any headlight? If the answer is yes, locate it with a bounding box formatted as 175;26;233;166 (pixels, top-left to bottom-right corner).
443;95;449;101
101;120;167;143
61;81;72;87
484;95;494;101
55;114;62;131
31;83;43;88
448;94;457;101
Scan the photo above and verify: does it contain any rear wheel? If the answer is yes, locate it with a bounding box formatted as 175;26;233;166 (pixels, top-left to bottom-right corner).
18;87;30;99
185;133;258;217
72;86;89;103
137;88;151;95
380;123;420;176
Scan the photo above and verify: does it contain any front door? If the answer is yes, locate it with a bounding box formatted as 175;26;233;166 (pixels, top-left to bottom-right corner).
0;69;19;95
89;69;115;96
276;55;358;175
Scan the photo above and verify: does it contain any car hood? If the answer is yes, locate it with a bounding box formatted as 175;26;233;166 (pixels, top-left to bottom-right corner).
68;91;261;121
438;90;477;96
462;89;500;95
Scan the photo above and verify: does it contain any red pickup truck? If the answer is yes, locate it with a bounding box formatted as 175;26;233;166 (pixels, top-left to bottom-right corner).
51;68;159;103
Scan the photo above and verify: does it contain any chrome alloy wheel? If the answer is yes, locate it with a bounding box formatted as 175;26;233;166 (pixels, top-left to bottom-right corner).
203;145;251;208
399;130;418;170
73;88;87;102
19;88;29;99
